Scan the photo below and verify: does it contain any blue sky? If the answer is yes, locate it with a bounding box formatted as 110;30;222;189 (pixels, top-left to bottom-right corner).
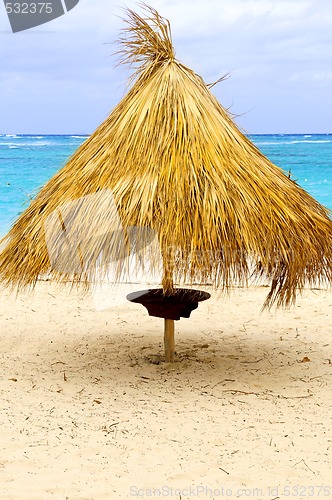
1;0;332;134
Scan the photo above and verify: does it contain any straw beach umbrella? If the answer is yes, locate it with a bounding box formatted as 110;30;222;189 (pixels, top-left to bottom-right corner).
0;5;331;362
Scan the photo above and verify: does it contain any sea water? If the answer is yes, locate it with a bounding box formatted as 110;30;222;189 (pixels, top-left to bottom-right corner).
0;133;331;238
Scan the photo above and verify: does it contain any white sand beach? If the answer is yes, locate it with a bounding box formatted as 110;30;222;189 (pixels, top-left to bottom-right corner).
0;282;331;499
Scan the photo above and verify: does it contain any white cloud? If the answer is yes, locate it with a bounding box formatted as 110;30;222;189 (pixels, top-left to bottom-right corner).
1;0;332;133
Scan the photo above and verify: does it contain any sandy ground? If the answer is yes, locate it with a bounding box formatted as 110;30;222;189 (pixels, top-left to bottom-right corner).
0;281;331;499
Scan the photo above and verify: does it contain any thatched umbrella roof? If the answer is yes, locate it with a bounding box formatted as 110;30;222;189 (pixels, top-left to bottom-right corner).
0;5;331;308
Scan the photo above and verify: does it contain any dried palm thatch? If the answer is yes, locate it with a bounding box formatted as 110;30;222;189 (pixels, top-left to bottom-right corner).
0;4;331;308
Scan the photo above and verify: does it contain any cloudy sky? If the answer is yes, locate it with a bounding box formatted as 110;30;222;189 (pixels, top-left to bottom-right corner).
1;0;332;134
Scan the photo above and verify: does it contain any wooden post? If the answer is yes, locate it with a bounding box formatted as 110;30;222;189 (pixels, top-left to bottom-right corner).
162;254;175;362
164;318;175;363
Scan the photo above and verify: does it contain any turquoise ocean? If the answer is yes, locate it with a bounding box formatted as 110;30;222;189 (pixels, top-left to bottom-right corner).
0;133;331;238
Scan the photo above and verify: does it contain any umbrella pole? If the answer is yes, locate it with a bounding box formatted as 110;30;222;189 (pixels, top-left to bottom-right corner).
164;319;175;362
162;268;175;362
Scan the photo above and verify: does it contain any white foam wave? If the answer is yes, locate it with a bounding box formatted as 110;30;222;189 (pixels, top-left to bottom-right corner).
1;141;51;148
256;139;332;146
289;140;332;144
20;135;46;140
